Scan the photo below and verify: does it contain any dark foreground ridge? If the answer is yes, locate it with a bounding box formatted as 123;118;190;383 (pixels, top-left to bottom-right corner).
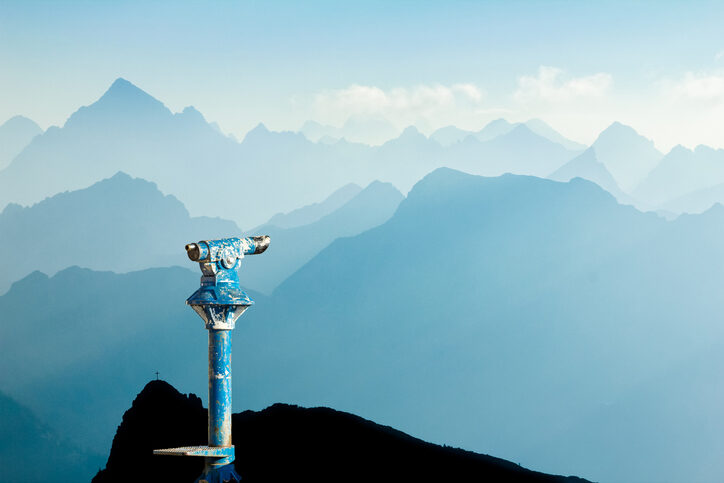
93;381;590;482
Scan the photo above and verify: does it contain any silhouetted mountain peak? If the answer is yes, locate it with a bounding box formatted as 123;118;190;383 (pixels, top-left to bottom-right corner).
486;118;513;129
81;171;167;201
402;125;421;135
403;167;615;218
399;125;426;140
668;144;692;156
63;78;170;129
178;105;206;122
475;118;515;142
94;78;165;111
594;121;653;148
0;115;43;170
265;183;363;229
133;380;203;410
242;122;272;143
0;202;22;216
505;123;536;138
107;171;134;182
1;115;41;132
694;144;719;155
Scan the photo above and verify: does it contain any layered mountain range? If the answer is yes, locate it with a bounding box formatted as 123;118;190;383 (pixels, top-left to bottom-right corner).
4;169;724;482
3;78;724;483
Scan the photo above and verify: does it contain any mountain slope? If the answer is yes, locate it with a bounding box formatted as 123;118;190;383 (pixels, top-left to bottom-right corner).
586;122;662;192
0;171;240;293
230;168;724;482
241;180;404;293
6;169;724;481
635;144;724;208
524;118;586;151
429;125;474;146
265;182;362;229
662;181;724;213
0;265;269;456
92;381;588;483
449;124;578;178
0;389;101;483
0;115;42;170
549;147;629;202
0;266;217;454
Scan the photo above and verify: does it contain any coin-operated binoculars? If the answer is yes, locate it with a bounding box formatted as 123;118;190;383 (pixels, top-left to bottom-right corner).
154;236;270;483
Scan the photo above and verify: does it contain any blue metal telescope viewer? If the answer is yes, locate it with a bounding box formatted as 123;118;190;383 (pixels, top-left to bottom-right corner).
154;236;270;483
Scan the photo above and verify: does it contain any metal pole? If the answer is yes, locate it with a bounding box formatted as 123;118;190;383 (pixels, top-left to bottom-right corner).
207;329;232;465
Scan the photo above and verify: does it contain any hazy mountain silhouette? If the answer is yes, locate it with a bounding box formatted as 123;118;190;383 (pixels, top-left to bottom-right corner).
0;78;253;220
549;147;630;203
429;125;472;146
6;169;724;480
0;266;219;455
662;183;724;214
265;183;363;229
0;80;585;226
241;181;403;293
0;171;240;293
446;124;579;178
635;144;724;209
430;119;585;151
585;121;662;192
0;115;42;170
475;118;516;142
299;120;337;142
227;168;724;482
524;118;586;151
300;116;400;145
93;380;589;483
0;388;102;482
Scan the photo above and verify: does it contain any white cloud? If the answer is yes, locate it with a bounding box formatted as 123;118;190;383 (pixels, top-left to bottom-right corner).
660;71;724;102
311;82;486;131
514;66;612;103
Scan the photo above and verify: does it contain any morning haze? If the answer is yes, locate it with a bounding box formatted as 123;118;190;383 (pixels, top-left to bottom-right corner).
1;2;723;482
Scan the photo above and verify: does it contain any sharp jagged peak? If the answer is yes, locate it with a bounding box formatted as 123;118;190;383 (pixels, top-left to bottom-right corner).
249;122;269;134
63;78;170;128
97;78;163;106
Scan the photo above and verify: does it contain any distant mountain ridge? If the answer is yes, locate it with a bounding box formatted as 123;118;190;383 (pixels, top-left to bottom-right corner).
265;183;363;229
6;170;724;481
635;144;724;208
92;380;589;482
0;115;42;170
583;122;662;193
242;180;404;294
549;145;630;204
229;168;724;482
0;265;243;454
0;171;240;293
0;388;101;483
429;118;586;151
0;78;583;226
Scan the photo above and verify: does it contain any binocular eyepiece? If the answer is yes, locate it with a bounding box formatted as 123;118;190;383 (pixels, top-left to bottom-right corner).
186;236;270;269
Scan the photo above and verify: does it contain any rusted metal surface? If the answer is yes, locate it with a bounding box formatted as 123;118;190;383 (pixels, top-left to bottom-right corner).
154;236;270;483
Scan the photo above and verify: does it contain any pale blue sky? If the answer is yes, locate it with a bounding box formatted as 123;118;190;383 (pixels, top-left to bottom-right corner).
1;0;723;149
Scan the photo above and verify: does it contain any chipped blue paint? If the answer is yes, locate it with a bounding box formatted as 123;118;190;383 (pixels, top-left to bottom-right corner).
154;236;270;483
